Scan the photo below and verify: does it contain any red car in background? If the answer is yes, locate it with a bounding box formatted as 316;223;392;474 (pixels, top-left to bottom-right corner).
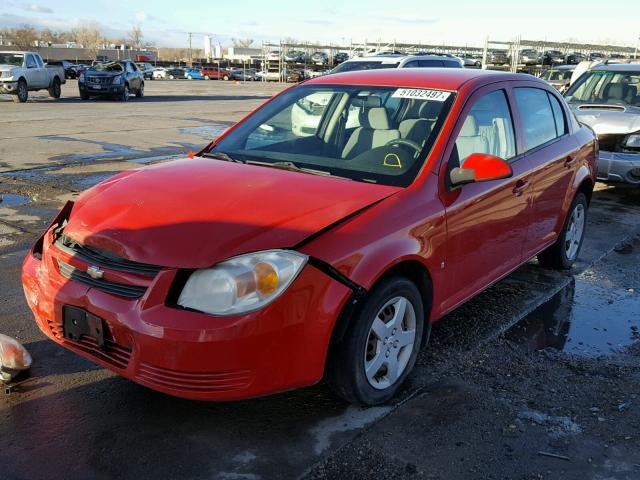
200;66;230;80
22;69;597;405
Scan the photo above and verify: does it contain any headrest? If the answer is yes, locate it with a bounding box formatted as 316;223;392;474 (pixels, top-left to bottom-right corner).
367;107;391;130
352;96;382;108
418;101;441;120
459;116;478;136
604;83;628;100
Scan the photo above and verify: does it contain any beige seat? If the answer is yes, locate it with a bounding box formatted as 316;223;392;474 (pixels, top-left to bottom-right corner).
398;102;439;143
342;107;400;158
603;83;632;104
455;115;489;165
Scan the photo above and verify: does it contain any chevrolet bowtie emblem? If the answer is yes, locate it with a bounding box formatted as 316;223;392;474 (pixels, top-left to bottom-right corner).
86;266;104;280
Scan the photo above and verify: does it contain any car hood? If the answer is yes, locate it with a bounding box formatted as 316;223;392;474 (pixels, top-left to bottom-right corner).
571;105;640;135
64;157;400;269
86;70;123;77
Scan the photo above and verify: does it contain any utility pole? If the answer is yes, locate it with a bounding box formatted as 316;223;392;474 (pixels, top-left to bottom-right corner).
188;32;193;66
635;33;639;59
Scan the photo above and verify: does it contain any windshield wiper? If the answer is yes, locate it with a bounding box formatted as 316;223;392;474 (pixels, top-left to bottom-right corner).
245;160;336;177
201;151;244;163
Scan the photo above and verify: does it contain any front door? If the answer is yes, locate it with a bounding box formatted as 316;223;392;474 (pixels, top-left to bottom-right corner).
438;87;532;314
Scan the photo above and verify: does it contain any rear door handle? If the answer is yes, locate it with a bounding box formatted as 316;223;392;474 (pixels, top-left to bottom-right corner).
512;179;530;197
564;155;577;168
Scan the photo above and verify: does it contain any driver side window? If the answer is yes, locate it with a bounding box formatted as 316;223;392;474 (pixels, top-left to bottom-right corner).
451;90;516;167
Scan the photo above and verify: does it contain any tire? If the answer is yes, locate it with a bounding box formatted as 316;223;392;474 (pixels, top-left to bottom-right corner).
13;79;28;103
223;75;229;81
120;84;130;102
136;82;144;98
204;75;210;80
169;75;175;80
187;75;192;80
80;92;90;100
538;192;588;269
325;276;425;405
48;77;61;98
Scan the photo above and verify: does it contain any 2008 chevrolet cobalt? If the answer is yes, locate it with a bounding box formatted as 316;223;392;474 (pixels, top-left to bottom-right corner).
23;69;597;405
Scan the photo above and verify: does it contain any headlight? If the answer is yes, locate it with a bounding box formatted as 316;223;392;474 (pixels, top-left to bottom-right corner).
112;75;123;85
1;69;15;79
177;250;308;316
624;134;640;148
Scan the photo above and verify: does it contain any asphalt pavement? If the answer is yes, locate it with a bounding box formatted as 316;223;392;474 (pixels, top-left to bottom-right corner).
1;80;639;480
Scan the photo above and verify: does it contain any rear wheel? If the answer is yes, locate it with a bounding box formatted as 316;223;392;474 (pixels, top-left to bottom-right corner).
48;77;61;98
538;192;588;269
13;79;28;103
223;75;229;81
325;277;425;405
136;82;144;98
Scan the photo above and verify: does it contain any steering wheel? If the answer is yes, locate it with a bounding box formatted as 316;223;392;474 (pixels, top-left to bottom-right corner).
385;138;423;153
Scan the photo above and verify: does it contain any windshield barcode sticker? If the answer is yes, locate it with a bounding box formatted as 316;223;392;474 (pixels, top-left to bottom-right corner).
392;89;451;101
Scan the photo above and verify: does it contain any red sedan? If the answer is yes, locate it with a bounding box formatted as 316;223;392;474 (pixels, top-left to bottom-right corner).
22;69;597;405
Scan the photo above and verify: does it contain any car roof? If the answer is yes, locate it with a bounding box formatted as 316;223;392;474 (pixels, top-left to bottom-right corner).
592;63;640;72
305;68;528;91
549;65;576;71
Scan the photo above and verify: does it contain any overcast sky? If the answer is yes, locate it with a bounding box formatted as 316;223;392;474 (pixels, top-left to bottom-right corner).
1;0;639;49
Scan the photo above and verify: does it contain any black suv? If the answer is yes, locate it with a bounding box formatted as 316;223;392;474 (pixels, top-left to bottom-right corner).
79;60;144;101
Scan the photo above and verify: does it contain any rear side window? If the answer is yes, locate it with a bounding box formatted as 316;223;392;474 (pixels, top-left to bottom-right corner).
548;93;567;136
514;88;557;151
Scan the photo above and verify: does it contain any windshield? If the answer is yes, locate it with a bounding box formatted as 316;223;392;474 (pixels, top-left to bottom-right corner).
209;85;454;187
91;62;124;72
566;70;640;107
331;61;399;73
0;53;24;66
541;70;572;81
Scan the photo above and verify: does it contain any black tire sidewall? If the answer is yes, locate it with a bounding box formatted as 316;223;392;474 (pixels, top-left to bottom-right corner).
17;80;28;102
336;277;424;405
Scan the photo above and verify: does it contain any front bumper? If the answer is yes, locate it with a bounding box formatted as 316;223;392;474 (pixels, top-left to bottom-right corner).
597;150;640;184
0;81;17;93
79;83;124;96
22;227;352;401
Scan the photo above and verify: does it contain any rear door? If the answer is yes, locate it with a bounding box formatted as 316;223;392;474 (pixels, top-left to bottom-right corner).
438;84;533;313
511;84;579;257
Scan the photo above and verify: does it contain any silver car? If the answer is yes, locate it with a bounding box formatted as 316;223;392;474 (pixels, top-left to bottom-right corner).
565;63;640;184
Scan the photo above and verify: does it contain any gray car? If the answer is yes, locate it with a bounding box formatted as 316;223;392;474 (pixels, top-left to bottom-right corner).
565;63;640;184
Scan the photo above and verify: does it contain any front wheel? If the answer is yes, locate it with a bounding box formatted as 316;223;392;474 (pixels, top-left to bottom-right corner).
538;192;588;269
325;277;425;405
13;79;28;103
120;84;130;102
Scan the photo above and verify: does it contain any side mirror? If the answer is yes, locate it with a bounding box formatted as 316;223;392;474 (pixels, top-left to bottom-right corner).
450;153;513;187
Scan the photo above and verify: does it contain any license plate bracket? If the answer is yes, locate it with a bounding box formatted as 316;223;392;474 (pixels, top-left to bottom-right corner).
63;305;105;348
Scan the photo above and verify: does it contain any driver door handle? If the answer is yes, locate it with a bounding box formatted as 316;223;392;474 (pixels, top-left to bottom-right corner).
512;179;530;197
564;155;577;168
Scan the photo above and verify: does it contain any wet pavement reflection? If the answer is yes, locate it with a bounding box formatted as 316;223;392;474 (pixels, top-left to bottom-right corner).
506;279;640;356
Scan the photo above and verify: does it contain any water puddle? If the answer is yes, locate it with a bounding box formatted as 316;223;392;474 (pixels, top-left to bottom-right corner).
505;280;640;356
0;194;32;207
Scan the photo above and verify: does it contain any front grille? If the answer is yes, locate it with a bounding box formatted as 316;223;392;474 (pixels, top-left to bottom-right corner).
57;260;147;299
46;318;132;370
86;76;111;85
138;362;253;393
55;235;162;277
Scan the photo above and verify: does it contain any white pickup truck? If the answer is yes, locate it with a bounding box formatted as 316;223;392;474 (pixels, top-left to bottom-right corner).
0;51;66;103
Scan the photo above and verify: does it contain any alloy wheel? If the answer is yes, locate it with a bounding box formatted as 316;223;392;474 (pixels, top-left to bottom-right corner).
565;203;585;261
364;296;417;390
